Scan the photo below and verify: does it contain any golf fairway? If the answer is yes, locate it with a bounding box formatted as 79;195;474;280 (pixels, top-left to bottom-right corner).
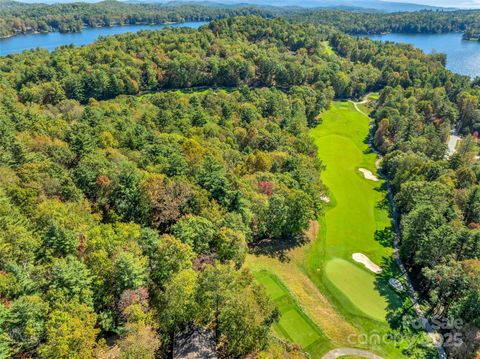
309;101;394;321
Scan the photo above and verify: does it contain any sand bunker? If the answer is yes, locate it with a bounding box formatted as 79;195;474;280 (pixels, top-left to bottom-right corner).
352;253;382;274
320;195;330;203
358;168;379;181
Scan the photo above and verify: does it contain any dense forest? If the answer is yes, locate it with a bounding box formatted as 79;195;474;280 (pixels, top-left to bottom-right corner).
0;0;277;37
0;14;479;358
0;17;341;358
288;9;480;35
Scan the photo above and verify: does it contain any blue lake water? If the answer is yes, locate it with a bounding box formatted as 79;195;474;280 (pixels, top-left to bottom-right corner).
0;21;207;56
365;32;480;78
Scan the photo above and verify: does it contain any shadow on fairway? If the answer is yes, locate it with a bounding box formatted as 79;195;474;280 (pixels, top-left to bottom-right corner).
249;234;308;262
374;227;396;248
363;133;372;147
374;186;390;207
375;256;409;328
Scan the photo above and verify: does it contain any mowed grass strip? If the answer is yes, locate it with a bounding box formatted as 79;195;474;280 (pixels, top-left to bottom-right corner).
254;271;328;351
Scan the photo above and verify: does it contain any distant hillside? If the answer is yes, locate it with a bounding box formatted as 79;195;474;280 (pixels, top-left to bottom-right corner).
11;0;452;11
172;0;447;12
287;8;480;34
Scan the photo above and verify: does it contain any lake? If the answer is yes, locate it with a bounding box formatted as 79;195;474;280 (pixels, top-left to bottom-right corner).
365;32;480;78
0;21;207;56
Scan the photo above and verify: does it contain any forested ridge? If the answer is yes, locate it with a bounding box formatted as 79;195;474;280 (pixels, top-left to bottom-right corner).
3;0;480;39
288;9;480;35
0;15;479;358
0;0;277;37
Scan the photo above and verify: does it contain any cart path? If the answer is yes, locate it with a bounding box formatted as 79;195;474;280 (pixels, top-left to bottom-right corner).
348;95;369;117
322;347;384;359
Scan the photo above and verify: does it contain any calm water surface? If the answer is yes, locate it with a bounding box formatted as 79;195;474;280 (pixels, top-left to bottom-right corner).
0;21;207;56
366;32;480;78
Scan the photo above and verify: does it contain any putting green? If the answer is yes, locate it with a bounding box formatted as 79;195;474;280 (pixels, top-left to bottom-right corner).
254;271;327;351
309;101;397;322
325;258;387;321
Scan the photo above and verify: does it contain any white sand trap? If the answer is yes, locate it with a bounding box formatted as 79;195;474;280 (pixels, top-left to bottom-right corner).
352;253;382;274
358;168;379;181
320;195;330;203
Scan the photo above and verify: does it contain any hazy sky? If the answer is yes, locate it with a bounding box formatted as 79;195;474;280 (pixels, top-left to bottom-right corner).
387;0;480;8
17;0;480;8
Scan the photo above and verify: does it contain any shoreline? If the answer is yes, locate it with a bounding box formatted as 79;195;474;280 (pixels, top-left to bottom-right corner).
0;21;208;57
356;29;465;36
0;21;191;40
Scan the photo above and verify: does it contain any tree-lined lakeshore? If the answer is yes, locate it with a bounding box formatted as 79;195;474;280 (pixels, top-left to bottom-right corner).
2;0;480;39
0;0;277;38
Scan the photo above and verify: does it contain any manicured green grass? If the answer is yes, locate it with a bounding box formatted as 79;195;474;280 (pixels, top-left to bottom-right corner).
324;258;387;321
305;101;405;356
308;102;396;316
256;271;287;301
254;271;329;357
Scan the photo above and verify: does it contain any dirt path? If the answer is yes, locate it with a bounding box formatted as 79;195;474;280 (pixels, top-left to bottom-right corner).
322;347;384;359
447;130;461;157
351;96;447;359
